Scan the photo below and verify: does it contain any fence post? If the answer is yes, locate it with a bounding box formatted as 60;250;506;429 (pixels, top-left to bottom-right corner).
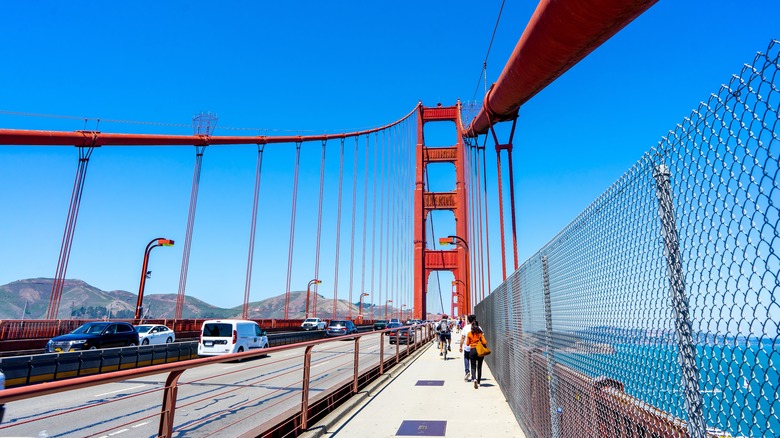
542;256;560;438
158;370;185;438
353;337;360;394
653;164;706;437
301;345;314;429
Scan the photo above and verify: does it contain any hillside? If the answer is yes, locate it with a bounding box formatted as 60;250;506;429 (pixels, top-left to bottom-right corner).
0;278;395;320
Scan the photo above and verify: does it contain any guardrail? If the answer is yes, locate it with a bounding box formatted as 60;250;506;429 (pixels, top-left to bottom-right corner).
0;327;375;388
0;323;433;437
0;318;381;344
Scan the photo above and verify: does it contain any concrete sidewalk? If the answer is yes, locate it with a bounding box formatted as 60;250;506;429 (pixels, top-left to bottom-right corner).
303;330;525;438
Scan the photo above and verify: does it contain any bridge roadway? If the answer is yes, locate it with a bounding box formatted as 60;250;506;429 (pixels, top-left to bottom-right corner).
1;333;392;437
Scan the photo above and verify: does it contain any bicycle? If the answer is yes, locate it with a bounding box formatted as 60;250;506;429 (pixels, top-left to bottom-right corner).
439;331;451;360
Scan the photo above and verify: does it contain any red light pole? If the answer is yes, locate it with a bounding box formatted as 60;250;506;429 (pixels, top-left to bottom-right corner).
136;238;174;320
305;279;322;318
358;293;369;322
385;299;392;320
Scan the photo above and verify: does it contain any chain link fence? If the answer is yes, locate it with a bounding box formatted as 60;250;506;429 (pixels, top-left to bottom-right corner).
476;40;779;438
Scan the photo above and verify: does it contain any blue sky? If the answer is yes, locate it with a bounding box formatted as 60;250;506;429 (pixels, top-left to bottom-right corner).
1;1;778;314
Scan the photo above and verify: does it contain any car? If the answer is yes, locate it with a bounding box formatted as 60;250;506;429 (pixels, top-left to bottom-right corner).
388;322;415;344
389;318;400;324
373;319;389;330
45;322;140;353
135;324;176;345
325;320;358;337
198;319;269;357
301;318;327;331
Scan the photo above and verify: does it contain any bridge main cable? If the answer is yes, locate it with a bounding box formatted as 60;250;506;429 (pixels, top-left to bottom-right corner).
464;0;657;137
0;104;420;146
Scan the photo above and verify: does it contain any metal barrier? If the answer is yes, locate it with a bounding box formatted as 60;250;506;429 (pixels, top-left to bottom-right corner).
475;40;779;438
0;323;433;437
0;328;374;388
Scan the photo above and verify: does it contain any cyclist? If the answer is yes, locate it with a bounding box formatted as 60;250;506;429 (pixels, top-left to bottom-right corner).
438;316;451;357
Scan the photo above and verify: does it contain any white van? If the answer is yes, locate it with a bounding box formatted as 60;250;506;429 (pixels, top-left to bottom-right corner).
198;319;269;357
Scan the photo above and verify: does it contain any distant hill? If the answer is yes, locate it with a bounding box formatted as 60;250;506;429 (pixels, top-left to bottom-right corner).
0;278;396;320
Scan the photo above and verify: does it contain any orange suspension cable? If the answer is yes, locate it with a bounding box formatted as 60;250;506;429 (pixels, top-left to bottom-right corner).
377;130;387;318
283;142;302;320
332;139;346;319
360;135;370;319
348;137;359;320
242;144;265;319
313;140;327;318
480;136;492;295
176;145;207;319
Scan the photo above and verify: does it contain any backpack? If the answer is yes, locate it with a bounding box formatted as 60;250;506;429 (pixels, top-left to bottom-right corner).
438;321;450;333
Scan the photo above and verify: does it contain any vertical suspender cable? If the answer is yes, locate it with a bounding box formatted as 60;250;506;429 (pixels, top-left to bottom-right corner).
473;144;484;303
471;143;482;301
370;132;379;317
494;143;508;281
175;145;207;319
360;136;370;318
332;138;346;319
481;135;493;293
389;126;398;319
348;137;359;320
48;145;94;320
377;131;387;317
283;142;302;320
313;140;327;318
242;144;265;319
466;141;478;306
406;120;414;316
508;147;519;271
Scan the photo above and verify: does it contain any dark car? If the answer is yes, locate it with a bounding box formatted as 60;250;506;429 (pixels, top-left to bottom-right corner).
45;322;140;353
373;319;389;330
387;322;414;344
325;320;358;337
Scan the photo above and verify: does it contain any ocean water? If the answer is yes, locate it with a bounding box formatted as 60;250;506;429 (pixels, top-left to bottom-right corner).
554;343;779;437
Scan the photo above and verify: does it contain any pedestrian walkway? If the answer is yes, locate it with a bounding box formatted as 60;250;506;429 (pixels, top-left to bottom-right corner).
303;330;525;438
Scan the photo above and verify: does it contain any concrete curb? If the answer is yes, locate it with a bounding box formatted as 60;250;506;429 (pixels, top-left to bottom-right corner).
300;341;433;438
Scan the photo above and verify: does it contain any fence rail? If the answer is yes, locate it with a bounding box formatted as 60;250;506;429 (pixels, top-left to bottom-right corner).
476;40;779;438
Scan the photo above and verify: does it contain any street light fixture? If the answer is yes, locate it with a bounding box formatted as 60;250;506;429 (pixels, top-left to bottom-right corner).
385;299;393;320
439;235;469;251
358;293;369;322
136;237;174;320
305;279;322;318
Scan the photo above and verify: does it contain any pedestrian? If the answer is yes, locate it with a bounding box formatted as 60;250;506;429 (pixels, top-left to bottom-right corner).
466;321;487;389
458;314;476;382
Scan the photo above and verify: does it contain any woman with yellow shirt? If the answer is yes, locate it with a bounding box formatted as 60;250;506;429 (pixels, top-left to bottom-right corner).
466;321;487;389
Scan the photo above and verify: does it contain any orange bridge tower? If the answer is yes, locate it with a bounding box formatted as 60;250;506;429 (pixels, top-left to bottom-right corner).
413;102;470;319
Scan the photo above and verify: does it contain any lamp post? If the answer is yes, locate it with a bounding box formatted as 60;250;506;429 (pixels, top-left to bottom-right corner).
401;304;407;321
358;293;369;322
385;299;392;320
305;279;322;318
136;238;174;320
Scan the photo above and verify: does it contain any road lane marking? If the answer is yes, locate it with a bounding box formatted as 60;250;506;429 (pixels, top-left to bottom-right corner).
311;361;330;369
94;384;146;397
132;422;151;428
108;428;129;435
222;364;244;370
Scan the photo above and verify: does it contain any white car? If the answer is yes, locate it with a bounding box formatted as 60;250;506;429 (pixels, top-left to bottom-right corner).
301;318;327;331
135;324;176;345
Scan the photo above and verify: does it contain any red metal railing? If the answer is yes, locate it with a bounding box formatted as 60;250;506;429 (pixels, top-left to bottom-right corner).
0;323;433;437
